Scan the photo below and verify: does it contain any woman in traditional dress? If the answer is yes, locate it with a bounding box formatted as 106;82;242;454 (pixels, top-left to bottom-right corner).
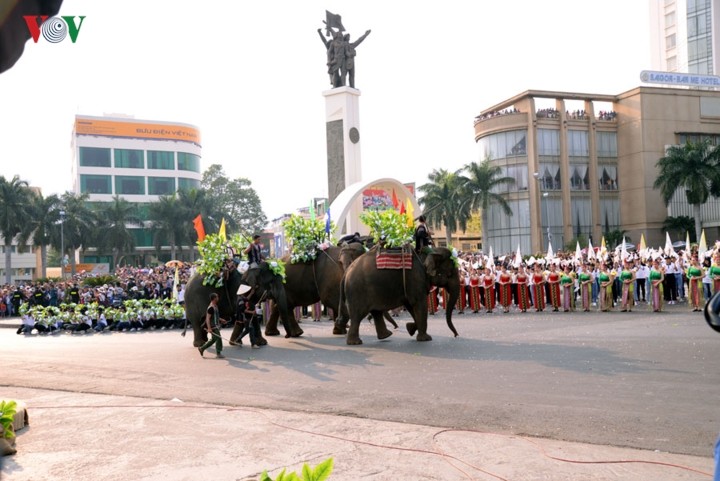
547;263;561;312
710;252;720;294
619;260;636;312
560;264;575;312
578;263;593;312
649;258;665;312
686;257;705;312
516;265;531;313
427;288;438;316
498;265;513;313
598;263;614;312
468;269;482;313
532;264;546;312
482;267;495;313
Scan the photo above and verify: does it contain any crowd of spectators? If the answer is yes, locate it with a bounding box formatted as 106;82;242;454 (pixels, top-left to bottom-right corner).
536;108;560;119
597;110;617;121
475;108;521;121
2;263;195;335
567;109;588;120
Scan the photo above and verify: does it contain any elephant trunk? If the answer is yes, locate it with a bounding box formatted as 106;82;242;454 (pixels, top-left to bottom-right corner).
444;276;460;337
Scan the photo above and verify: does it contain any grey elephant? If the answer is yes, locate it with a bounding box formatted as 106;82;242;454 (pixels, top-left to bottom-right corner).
341;246;460;345
263;244;366;336
183;262;298;347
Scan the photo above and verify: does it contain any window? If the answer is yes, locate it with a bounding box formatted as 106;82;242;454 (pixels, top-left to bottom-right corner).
148;151;174;170
114;149;144;169
665;11;675;27
115;176;145;195
667;55;677;71
79;147;111;167
666;33;676;49
596;132;617;157
178;178;200;191
80;174;112;194
567;130;589;156
177;152;201;172
537;129;559;156
148;177;175;195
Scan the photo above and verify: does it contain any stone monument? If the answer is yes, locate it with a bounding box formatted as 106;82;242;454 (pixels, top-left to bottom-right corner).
319;11;370;209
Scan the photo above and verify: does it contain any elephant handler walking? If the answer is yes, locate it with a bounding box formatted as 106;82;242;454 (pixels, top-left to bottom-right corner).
199;293;227;359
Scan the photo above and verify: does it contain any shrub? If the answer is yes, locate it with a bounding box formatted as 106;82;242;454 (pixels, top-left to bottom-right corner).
260;458;333;481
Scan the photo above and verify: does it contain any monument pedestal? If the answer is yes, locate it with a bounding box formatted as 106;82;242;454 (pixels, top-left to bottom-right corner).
324;86;363;234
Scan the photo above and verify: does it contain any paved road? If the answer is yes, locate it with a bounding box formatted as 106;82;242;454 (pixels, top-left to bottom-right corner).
1;305;718;480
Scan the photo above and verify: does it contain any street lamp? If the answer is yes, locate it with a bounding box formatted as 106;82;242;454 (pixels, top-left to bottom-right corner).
533;172;552;250
59;210;65;278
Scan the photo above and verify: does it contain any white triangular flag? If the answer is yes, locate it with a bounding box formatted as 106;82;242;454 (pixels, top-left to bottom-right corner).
514;244;522;268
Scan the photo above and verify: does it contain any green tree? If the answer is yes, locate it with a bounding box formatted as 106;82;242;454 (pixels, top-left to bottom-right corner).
201;164;267;236
148;194;188;260
93;196;142;269
418;168;469;247
604;229;630;249
653;140;720;242
19;192;61;279
60;192;97;275
662;215;696;243
0;175;33;284
459;160;515;251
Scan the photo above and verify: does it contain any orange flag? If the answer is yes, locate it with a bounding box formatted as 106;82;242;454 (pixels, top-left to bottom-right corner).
391;189;399;210
193;214;206;242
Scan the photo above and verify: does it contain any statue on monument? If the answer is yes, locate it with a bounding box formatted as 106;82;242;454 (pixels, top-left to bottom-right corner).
318;11;371;89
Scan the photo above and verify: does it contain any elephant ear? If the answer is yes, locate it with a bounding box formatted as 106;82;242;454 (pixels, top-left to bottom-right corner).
424;248;455;279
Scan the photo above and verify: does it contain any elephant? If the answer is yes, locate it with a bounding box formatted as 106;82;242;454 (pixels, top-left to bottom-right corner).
341;246;460;345
183;262;297;347
265;244;367;336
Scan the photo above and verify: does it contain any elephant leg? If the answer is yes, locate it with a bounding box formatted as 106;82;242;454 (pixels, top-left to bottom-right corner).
281;310;304;338
383;311;399;329
372;310;393;339
193;317;208;347
265;303;281;336
346;311;363;345
404;302;418;337
414;302;432;342
332;317;348;335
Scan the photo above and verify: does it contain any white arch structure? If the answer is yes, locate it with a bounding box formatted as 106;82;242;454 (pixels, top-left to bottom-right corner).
329;177;421;235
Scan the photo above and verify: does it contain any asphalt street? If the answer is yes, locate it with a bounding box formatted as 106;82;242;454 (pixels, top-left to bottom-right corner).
0;303;717;480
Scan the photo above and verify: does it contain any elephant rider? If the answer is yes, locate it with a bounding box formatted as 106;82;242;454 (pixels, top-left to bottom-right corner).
244;234;264;268
414;215;434;254
338;232;362;246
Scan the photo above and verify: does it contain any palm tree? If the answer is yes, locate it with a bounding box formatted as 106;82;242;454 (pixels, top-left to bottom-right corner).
0;175;33;283
662;215;696;243
417;169;469;247
19;192;61;279
459;160;515;251
94;195;142;270
148;194;188;260
653;140;720;242
60;191;97;276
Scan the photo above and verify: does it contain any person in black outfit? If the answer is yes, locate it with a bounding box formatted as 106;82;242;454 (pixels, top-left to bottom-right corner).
68;283;80;304
244;234;264;268
414;215;433;253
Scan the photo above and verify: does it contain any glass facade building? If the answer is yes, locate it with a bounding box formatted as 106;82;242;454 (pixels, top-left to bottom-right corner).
71;115;202;263
475;87;720;255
